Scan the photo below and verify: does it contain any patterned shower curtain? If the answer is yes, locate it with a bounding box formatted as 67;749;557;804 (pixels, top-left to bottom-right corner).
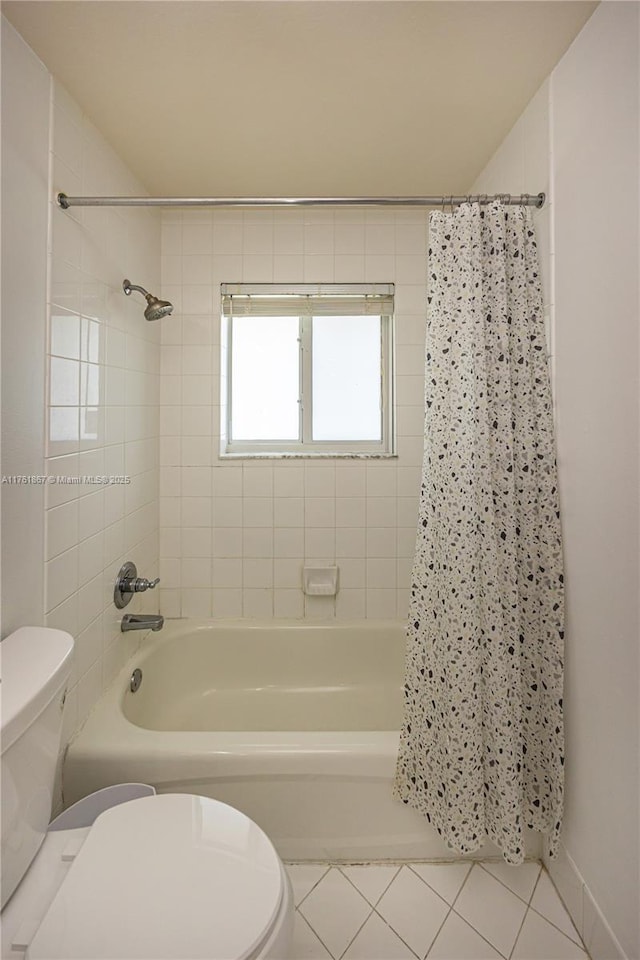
393;201;564;865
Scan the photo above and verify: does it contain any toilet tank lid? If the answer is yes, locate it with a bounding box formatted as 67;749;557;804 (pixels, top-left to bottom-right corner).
1;627;74;752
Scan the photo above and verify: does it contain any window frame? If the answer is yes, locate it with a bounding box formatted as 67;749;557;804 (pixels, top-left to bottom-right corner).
221;289;395;459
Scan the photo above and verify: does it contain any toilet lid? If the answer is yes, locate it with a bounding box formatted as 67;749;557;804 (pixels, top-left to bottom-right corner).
27;794;284;960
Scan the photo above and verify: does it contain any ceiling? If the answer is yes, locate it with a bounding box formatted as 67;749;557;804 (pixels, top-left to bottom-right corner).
3;1;597;198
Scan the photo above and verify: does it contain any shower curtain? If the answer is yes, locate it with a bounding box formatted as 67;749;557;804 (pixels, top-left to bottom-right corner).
393;201;564;864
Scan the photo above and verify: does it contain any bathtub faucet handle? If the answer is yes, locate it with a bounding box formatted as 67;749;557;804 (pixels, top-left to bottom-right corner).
132;577;160;593
114;562;160;609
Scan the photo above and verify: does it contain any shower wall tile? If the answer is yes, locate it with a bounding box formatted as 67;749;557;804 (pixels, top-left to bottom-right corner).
46;80;161;755
159;206;430;619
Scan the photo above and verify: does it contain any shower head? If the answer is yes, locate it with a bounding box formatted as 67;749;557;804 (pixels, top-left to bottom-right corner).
143;297;174;322
123;279;173;321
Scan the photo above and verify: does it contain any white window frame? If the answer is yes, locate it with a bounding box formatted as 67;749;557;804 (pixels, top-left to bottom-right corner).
220;283;395;459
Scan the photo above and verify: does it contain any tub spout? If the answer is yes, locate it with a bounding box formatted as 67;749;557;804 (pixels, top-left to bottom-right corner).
121;613;164;633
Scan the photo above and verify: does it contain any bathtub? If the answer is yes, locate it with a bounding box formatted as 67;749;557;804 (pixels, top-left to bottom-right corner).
65;619;539;861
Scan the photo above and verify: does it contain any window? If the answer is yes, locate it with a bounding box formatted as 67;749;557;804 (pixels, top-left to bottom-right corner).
221;283;395;457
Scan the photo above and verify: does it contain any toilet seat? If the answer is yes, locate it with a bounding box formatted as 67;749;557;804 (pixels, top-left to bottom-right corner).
26;794;286;960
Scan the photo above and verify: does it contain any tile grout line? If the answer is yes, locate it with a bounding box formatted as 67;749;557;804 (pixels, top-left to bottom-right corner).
422;905;454;959
295;907;336;959
423;858;476;957
291;863;332;911
341;863;441;960
507;865;544;960
404;862;463;959
294;865;379;960
336;903;376;960
328;865;378;960
411;862;478;959
447;908;512;960
446;864;511;960
335;865;419;960
337;863;401;908
540;867;588;949
527;903;587;951
526;866;588;950
478;859;542;906
506;908;529;959
367;902;422;960
447;860;475;910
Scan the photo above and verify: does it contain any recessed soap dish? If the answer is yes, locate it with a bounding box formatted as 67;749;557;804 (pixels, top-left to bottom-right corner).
303;565;339;596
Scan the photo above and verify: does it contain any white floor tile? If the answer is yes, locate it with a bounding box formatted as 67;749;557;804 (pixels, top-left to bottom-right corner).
453;863;527;958
530;870;583;946
409;862;472;905
480;860;541;903
512;909;589;960
288;860;588;960
427;911;502;959
340;865;400;906
286;863;331;907
299;868;372;959
376;865;449;958
291;912;334;959
343;912;417;959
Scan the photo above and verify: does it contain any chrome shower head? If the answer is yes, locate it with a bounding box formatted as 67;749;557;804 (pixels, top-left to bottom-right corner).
143;296;174;322
122;279;173;321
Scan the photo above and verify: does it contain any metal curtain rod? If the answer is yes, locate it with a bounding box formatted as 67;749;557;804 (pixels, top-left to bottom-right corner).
57;191;545;210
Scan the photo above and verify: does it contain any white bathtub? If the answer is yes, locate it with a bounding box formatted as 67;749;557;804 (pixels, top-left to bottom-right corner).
65;619;539;861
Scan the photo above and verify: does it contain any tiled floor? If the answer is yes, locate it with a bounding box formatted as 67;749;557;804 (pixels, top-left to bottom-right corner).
286;861;590;960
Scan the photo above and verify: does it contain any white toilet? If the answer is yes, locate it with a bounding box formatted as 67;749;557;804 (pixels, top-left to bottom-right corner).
1;627;293;959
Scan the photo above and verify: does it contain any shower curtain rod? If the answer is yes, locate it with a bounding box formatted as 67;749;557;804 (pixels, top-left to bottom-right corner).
56;191;545;209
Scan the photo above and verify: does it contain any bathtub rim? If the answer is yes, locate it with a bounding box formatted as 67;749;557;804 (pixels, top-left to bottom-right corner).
139;616;407;644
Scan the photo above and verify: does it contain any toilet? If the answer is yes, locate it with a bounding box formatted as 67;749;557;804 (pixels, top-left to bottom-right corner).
1;627;293;959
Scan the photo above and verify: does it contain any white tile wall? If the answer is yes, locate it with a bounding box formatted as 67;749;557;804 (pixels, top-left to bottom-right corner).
159;207;428;619
158;114;555;623
46;82;161;748
1;20;50;635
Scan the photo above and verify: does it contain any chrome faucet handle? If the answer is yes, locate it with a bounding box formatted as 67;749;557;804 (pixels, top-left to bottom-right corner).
133;577;160;592
114;561;160;609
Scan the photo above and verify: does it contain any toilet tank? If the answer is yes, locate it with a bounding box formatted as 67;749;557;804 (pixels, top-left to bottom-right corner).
1;627;74;908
